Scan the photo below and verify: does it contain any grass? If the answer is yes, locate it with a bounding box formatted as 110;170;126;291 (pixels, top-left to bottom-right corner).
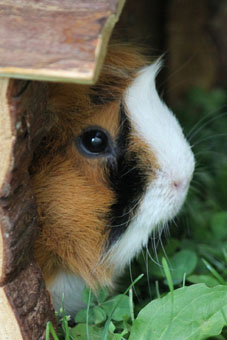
46;86;227;339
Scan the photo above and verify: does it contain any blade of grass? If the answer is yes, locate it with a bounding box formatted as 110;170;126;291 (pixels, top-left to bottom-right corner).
57;293;70;340
62;315;70;340
223;248;227;264
182;272;186;287
162;257;174;294
86;288;92;340
155;280;160;299
160;257;175;338
60;293;65;315
202;258;226;285
129;288;134;322
162;257;174;306
45;321;59;340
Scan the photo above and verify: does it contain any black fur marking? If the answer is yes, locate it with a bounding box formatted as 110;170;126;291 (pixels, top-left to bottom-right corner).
106;104;148;247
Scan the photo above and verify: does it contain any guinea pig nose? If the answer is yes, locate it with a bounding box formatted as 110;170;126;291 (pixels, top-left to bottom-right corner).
173;180;181;189
172;179;187;190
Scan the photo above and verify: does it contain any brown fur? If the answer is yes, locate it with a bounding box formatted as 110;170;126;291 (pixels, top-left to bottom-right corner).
31;45;153;289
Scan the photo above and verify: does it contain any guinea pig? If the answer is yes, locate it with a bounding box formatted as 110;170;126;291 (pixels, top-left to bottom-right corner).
31;45;195;316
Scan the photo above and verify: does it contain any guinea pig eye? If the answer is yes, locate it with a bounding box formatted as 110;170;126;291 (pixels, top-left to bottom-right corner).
75;127;113;157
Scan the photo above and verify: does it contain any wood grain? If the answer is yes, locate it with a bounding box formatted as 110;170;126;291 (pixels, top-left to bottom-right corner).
0;78;56;339
0;0;125;83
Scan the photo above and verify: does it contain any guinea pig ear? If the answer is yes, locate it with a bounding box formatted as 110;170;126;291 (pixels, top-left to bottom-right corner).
89;85;116;105
89;46;155;105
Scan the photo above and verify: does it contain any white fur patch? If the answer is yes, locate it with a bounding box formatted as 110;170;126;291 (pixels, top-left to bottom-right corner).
48;270;85;316
108;62;195;271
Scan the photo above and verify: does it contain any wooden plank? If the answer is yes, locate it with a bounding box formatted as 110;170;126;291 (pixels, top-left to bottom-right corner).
0;78;56;339
0;0;125;83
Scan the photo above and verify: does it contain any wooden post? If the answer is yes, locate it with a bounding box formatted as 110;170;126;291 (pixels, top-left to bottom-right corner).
0;79;56;339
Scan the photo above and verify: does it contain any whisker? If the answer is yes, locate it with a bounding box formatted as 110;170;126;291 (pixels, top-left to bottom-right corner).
110;199;141;221
191;178;206;188
172;217;179;229
158;52;198;91
190;181;206;193
187;109;227;142
163;221;171;239
147;236;162;268
194;163;227;174
142;249;152;298
106;199;143;229
178;208;192;237
183;201;195;220
188;186;201;196
191;133;227;149
186;108;220;139
159;223;169;262
194;149;227;158
193;157;227;173
120;165;140;178
146;248;162;268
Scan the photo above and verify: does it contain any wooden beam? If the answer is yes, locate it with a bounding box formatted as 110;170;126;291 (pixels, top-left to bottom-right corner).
0;0;125;83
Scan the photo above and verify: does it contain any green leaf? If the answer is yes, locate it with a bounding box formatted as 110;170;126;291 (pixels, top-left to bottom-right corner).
74;308;94;324
108;321;116;334
102;295;130;321
82;287;95;306
93;306;107;325
112;328;129;340
166;250;198;284
129;284;227;340
69;323;107;340
187;274;220;287
95;287;109;304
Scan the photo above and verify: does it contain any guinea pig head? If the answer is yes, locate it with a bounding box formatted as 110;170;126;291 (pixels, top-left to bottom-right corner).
31;46;195;315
